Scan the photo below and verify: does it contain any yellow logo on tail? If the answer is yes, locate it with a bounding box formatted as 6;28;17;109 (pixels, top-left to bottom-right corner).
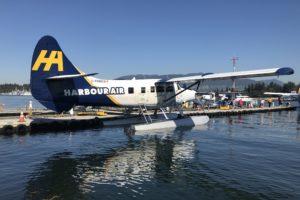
32;50;63;71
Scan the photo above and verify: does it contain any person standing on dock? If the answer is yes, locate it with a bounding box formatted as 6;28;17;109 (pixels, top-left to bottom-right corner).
28;101;32;116
239;99;243;108
260;99;265;108
278;96;282;106
267;97;272;107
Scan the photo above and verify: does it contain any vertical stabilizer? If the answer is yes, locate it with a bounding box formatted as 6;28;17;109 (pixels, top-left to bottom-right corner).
30;36;81;112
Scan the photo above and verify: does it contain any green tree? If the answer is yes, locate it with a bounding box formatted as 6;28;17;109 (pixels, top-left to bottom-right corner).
282;82;296;93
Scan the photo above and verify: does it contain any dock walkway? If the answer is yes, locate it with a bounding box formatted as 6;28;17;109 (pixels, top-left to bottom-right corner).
184;106;296;117
0;106;296;135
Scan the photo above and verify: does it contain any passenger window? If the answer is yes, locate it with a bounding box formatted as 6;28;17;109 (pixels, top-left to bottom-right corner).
150;86;155;93
128;87;134;94
141;87;146;93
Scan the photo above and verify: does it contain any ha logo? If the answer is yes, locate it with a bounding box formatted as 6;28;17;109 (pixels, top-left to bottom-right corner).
32;50;64;71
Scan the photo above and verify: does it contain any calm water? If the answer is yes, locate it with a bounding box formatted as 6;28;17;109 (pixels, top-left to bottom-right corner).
0;95;44;109
0;96;300;199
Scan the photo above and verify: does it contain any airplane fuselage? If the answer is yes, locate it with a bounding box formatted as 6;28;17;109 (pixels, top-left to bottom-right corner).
59;76;196;108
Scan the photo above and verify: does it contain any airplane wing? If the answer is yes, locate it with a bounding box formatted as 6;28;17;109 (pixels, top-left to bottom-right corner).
162;67;294;103
166;67;294;82
264;92;292;96
264;91;299;96
264;91;299;102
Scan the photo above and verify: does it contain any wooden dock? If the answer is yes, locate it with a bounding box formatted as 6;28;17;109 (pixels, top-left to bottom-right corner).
0;114;124;135
0;109;56;117
0;106;297;135
184;106;297;117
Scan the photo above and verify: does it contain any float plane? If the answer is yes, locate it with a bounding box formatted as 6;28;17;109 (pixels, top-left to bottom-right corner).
264;89;300;102
30;36;294;130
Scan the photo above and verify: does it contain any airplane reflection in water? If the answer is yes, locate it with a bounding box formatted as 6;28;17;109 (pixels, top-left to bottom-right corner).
25;127;207;199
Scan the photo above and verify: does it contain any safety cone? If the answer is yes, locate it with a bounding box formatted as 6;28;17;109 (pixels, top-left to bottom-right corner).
19;112;25;122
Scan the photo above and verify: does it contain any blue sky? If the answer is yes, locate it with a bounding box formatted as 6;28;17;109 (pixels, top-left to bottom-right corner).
0;0;299;84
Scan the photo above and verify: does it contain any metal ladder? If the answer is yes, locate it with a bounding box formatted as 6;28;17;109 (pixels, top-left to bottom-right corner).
139;104;153;124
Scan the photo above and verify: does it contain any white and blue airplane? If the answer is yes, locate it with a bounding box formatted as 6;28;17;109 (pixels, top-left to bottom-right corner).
30;36;294;116
264;89;300;102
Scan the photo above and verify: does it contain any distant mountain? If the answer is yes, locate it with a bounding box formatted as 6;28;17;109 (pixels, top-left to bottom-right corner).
115;74;283;92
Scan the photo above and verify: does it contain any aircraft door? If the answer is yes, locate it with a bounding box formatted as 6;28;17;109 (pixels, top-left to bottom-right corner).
155;82;176;107
139;86;147;104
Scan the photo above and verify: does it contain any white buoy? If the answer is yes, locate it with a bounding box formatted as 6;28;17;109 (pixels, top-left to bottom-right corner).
131;115;209;132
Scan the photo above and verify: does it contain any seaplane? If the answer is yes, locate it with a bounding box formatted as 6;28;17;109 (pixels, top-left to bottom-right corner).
195;92;219;109
264;89;300;101
30;36;294;132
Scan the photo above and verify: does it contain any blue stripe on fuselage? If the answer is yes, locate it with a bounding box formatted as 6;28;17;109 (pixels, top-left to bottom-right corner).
71;76;119;107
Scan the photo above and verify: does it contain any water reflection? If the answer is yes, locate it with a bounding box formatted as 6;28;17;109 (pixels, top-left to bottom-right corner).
78;135;201;192
297;110;300;124
19;110;300;199
24;129;201;199
296;110;300;141
25;152;84;200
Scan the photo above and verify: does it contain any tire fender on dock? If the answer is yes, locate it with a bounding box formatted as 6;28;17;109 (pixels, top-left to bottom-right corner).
16;124;28;135
2;125;14;135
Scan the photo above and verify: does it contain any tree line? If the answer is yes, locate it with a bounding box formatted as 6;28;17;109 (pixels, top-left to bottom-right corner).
244;81;300;97
0;84;30;93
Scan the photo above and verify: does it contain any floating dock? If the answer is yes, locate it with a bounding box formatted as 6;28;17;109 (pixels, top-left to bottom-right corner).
0;109;55;117
184;106;297;117
0;114;124;135
0;106;297;135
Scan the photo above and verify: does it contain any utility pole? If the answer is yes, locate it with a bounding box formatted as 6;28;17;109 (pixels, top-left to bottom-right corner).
231;56;239;91
231;56;239;72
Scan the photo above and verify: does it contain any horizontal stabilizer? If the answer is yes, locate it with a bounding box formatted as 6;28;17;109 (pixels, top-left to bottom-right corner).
47;73;98;80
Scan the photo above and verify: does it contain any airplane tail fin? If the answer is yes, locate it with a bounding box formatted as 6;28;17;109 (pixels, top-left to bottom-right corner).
30;36;82;112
